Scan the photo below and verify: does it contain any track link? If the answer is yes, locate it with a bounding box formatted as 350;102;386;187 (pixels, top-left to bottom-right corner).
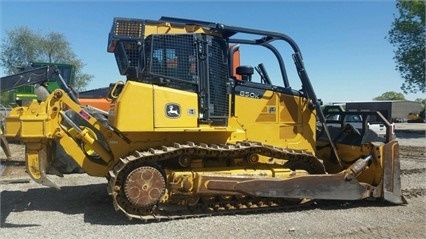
108;141;325;221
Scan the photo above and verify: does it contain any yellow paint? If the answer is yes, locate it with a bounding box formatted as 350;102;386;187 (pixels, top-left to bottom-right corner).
108;81;154;131
26;149;41;180
153;85;198;128
231;90;315;154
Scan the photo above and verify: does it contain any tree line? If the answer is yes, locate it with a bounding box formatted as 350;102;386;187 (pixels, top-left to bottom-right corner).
0;1;424;104
0;27;93;92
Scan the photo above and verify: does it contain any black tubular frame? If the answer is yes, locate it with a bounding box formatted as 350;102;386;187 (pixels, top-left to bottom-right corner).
158;16;318;105
108;16;340;162
158;16;342;165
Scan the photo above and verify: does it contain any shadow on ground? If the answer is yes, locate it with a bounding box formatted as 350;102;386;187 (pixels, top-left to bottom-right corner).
1;182;403;227
1;183;134;227
395;131;425;139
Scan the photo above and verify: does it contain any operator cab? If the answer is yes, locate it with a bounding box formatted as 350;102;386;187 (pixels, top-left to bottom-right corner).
107;16;320;126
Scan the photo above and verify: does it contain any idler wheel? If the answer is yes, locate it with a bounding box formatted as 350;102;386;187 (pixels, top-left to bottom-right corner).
123;166;166;207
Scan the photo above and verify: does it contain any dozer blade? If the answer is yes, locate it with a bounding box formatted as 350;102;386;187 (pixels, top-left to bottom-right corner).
206;174;370;201
382;140;405;204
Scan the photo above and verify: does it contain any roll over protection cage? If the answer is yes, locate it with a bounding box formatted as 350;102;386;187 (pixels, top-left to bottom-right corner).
157;16;341;165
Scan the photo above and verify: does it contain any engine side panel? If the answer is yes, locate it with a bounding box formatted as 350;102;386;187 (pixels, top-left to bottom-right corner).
108;81;154;132
231;86;316;154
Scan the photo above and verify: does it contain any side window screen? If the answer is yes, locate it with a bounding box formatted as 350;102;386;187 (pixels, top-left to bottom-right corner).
146;34;198;83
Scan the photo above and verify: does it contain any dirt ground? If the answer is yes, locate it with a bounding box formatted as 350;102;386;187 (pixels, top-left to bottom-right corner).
0;124;425;238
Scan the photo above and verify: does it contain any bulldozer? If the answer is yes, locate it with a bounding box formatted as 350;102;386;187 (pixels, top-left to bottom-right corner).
4;16;404;221
407;109;425;123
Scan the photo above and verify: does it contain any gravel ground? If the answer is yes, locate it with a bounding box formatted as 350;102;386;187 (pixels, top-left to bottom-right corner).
1;123;425;238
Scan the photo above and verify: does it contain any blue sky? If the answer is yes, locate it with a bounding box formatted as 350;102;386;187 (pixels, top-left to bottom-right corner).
1;0;424;104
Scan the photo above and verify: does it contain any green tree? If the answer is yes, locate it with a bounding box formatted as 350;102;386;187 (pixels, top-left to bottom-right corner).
0;91;13;107
387;0;425;94
414;98;426;110
0;26;93;91
373;91;406;100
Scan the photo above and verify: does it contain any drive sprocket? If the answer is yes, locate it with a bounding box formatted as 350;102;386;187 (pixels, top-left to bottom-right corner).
123;166;166;208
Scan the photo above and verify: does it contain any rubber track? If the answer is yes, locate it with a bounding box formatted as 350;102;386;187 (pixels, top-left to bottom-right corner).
108;141;325;221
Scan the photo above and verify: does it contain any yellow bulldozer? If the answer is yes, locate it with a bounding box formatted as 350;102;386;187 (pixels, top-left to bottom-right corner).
4;16;404;221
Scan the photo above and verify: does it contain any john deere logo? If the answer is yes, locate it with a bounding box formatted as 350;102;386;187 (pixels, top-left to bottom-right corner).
166;103;181;118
